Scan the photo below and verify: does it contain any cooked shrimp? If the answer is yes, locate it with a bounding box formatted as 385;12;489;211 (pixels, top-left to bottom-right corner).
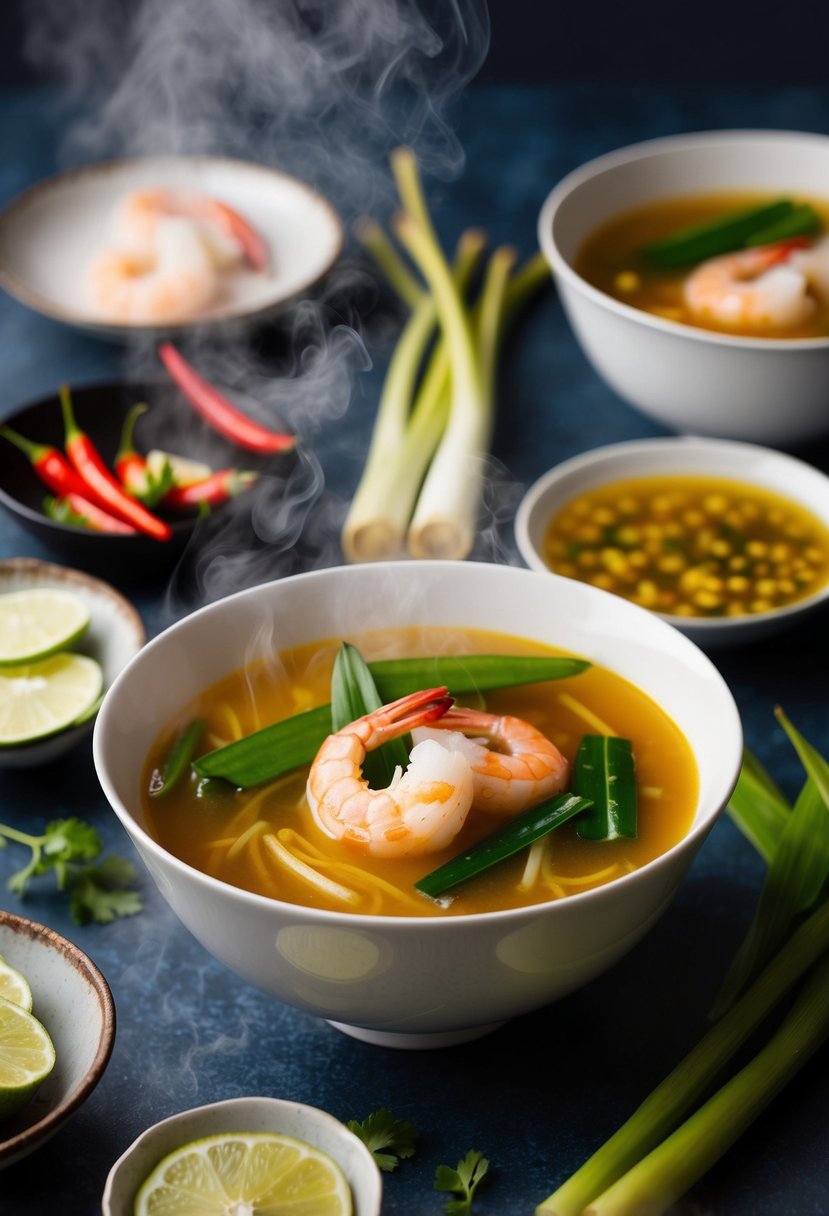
791;236;829;300
682;241;815;331
114;187;267;272
413;706;569;815
86;217;218;324
306;687;476;859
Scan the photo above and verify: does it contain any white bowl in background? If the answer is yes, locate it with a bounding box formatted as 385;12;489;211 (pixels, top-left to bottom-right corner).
93;561;742;1049
538;129;829;446
102;1097;382;1216
515;437;829;648
0;557;146;767
0;910;115;1169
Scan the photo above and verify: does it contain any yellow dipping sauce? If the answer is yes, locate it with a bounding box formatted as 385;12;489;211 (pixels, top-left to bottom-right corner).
542;474;829;618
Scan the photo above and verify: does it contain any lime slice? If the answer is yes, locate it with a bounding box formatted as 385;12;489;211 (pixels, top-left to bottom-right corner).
0;588;90;664
0;995;56;1121
134;1132;353;1216
0;956;33;1013
0;653;103;746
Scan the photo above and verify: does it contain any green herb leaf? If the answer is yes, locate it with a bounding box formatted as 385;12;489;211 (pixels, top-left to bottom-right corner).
331;643;409;788
726;750;791;865
149;719;204;798
641;198;797;268
435;1150;490;1215
574;736;637;840
68;856;144;925
346;1108;418;1172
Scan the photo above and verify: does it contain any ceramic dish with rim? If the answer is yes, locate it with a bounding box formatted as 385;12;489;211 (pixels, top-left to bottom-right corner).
538;129;829;446
102;1096;383;1216
0;155;343;338
0;557;145;767
93;560;742;1049
515;436;829;648
0;909;115;1170
0;379;286;581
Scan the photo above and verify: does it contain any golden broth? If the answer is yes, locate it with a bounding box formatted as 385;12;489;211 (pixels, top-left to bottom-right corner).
575;191;829;339
543;474;829;618
142;627;698;917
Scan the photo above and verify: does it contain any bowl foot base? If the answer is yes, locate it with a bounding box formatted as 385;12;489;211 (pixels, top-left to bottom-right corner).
326;1019;506;1049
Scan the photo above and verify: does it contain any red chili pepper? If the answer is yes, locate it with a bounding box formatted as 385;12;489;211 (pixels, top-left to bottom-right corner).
59;385;173;542
114;402;150;496
163;469;259;510
1;424;91;499
158;343;295;455
46;492;139;535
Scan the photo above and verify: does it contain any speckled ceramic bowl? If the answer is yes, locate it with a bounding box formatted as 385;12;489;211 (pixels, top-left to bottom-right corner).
0;557;145;767
101;1097;382;1216
0;910;115;1169
94;561;742;1049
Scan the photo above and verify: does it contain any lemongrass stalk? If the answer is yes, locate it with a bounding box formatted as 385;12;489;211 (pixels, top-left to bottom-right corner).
398;215;513;559
535;894;829;1215
391;146;442;247
342;229;486;562
584;953;829;1216
355;217;424;309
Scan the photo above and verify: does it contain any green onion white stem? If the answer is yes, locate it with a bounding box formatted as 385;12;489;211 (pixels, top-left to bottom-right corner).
355;217;424;309
584;953;829;1216
535;893;829;1215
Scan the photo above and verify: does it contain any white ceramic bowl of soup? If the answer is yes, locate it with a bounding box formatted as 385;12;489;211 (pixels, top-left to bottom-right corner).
515;437;829;649
539;129;829;445
93;561;742;1049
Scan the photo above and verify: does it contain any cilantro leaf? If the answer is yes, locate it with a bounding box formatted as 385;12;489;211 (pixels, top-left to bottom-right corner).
69;856;144;925
347;1108;418;1172
435;1150;490;1215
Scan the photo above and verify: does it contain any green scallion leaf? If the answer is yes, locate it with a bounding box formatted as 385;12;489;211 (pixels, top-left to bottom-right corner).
414;792;591;900
641;198;795;268
573;735;637;841
149;719;204;798
331;642;409;788
744;202;822;247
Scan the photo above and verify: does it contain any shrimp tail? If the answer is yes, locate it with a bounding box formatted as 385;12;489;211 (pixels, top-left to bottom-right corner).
369;686;453;743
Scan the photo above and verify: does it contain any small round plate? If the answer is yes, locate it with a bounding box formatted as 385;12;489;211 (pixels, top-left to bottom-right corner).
0;156;343;337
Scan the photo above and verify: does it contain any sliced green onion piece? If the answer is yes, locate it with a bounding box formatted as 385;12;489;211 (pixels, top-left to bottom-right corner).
641;199;795;268
193;654;590;787
744;203;822;247
573;736;637;841
149;719;204;797
414;792;591;900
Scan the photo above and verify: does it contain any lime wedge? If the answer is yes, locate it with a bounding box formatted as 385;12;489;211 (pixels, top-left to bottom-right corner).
0;995;56;1121
147;449;212;488
0;956;33;1013
0;653;103;746
134;1131;353;1216
0;588;90;664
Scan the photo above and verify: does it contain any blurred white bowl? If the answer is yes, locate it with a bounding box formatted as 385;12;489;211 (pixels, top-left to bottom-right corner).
94;561;742;1049
515;437;829;648
102;1097;382;1216
0;910;115;1169
0;558;145;767
538;129;829;445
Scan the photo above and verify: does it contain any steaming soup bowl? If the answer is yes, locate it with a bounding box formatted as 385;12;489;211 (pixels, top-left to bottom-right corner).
539;129;829;445
93;561;742;1049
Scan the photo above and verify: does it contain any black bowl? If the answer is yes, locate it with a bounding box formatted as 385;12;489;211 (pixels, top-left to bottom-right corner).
0;381;268;582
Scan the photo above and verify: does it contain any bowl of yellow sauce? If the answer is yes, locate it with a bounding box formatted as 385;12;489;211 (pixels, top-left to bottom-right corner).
516;437;829;647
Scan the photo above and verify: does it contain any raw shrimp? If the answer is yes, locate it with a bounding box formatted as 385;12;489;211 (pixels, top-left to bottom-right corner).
306;687;476;859
86;217;218;325
413;706;569;815
682;241;815;331
114;187;268;272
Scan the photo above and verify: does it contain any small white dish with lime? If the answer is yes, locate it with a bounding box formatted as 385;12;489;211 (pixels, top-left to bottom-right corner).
0;557;144;766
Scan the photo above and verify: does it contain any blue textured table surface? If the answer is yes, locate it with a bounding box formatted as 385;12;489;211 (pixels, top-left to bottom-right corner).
1;82;828;1215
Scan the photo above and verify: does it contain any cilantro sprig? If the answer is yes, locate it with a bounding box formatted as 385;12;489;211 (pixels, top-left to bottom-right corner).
435;1150;491;1215
0;817;142;925
347;1108;418;1172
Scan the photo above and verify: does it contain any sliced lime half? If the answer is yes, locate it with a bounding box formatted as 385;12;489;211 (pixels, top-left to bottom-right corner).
0;588;90;664
0;995;56;1121
134;1131;353;1216
0;653;103;746
0;956;33;1013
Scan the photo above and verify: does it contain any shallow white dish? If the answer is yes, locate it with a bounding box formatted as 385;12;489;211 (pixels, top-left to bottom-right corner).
0;557;145;767
102;1096;383;1216
94;561;742;1049
515;437;829;648
0;909;115;1169
0;155;343;338
539;129;829;445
